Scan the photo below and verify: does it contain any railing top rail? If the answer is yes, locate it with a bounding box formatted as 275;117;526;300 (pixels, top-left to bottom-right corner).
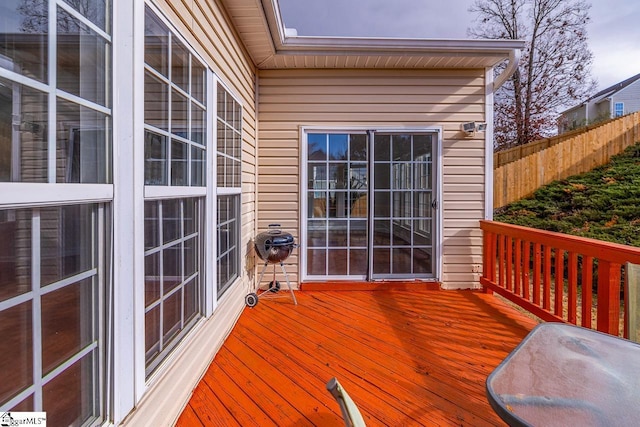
481;220;640;265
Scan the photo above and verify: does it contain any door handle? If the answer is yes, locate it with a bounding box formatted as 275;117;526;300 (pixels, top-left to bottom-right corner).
431;200;438;210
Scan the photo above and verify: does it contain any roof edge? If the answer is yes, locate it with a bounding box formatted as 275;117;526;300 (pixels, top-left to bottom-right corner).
266;0;525;57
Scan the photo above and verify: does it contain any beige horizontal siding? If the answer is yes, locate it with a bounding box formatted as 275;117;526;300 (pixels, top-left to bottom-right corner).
258;68;487;289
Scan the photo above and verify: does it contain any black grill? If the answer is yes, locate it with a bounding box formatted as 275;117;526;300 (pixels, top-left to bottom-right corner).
246;224;298;307
254;225;296;264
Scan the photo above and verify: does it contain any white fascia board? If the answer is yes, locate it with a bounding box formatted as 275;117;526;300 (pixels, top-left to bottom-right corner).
265;0;524;61
280;35;525;55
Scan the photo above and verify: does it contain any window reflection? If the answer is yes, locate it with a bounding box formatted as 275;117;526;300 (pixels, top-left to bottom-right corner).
0;0;48;83
0;302;33;405
0;210;32;301
144;198;203;376
0;77;48;182
144;6;206;187
216;83;241;189
144;131;167;185
0;204;102;423
144;6;168;77
57;8;109;107
40;204;96;286
170;139;187;186
144;71;168;131
217;195;239;296
171;38;189;92
329;134;347;160
56;98;111;183
61;0;108;31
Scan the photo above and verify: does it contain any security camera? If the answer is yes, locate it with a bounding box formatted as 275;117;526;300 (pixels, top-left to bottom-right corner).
461;122;475;135
475;122;487;132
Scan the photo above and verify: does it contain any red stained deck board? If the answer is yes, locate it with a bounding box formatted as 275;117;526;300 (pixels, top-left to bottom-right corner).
176;290;538;426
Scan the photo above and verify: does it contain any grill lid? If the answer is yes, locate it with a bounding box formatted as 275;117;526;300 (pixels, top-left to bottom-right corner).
255;224;296;263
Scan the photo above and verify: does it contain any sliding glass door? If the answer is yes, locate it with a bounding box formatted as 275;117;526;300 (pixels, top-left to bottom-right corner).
304;131;437;281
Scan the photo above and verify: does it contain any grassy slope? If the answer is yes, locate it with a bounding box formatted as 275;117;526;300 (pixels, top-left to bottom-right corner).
494;142;640;247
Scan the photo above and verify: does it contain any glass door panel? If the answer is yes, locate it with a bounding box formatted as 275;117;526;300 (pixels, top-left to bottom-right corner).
371;133;434;279
306;133;368;278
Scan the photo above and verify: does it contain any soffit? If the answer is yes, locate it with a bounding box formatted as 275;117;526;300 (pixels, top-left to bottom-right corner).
219;0;524;70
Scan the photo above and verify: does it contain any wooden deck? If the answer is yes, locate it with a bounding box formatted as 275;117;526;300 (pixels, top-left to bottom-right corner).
176;289;539;426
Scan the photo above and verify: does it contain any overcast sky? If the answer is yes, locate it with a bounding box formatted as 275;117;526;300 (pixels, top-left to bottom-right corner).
279;0;640;93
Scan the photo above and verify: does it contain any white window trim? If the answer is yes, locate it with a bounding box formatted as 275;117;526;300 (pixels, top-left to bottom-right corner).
0;183;113;208
112;0;140;421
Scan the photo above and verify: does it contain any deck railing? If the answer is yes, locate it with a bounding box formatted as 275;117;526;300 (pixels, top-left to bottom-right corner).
480;220;640;339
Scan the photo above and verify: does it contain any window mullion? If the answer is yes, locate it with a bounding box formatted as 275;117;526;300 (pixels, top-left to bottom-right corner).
48;1;57;183
32;209;43;410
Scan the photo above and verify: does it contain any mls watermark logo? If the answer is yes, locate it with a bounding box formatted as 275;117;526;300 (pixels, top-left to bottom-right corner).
0;412;46;427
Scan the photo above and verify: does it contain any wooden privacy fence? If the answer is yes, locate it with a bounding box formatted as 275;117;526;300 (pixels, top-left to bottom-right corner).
493;112;640;209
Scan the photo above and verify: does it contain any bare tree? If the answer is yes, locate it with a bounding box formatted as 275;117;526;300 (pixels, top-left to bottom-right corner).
469;0;597;150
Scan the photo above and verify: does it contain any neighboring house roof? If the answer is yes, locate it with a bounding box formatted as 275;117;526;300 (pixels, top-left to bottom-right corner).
588;72;640;102
220;0;524;77
560;72;640;114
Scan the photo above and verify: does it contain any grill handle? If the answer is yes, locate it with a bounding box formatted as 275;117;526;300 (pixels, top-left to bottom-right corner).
268;223;282;234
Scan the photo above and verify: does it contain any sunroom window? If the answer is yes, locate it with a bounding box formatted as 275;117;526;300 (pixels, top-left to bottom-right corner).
0;0;112;184
143;198;203;376
0;1;112;424
216;83;241;297
143;7;206;187
0;204;107;426
143;6;206;378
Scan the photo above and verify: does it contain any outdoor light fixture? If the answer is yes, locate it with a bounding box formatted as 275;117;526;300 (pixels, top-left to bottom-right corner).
461;122;476;135
460;121;488;136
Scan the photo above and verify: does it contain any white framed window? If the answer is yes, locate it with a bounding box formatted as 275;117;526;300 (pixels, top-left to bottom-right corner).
0;203;108;426
0;1;112;424
0;0;112;185
143;198;203;376
143;6;206;187
142;5;208;379
614;102;624;118
215;83;242;298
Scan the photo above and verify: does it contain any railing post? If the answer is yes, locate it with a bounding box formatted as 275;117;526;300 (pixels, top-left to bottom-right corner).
482;229;496;294
597;260;621;335
627;263;640;342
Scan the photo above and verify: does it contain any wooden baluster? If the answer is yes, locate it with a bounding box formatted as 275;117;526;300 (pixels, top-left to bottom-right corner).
498;234;505;289
523;241;531;300
506;236;513;291
543;245;552;310
555;249;564;317
582;256;593;328
514;239;522;295
568;252;578;324
533;243;541;305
